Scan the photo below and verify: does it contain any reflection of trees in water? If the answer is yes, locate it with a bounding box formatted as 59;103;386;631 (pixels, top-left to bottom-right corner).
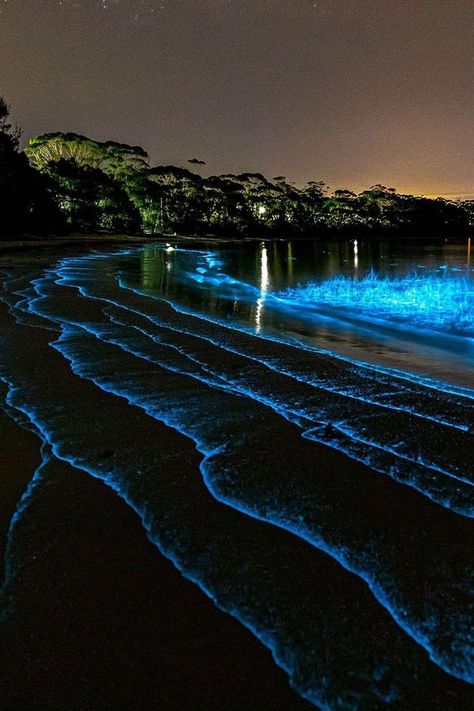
137;240;472;337
140;246;181;297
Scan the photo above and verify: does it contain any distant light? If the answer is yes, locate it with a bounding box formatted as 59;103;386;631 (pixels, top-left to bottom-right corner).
258;205;266;216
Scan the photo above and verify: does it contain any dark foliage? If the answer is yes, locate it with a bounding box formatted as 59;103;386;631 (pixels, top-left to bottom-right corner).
0;99;62;238
43;159;141;233
1;101;471;239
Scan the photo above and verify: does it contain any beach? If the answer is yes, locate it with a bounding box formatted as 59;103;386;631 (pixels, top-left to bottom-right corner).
0;426;310;710
0;267;311;709
0;240;472;709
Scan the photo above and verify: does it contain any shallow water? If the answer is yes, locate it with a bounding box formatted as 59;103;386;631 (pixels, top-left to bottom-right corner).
122;238;473;389
0;240;472;709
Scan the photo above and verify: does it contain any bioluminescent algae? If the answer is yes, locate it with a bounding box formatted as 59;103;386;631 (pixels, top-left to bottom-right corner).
25;263;474;519
10;253;474;684
0;319;471;710
279;271;474;337
116;247;474;405
45;254;474;509
165;246;474;354
51;326;474;683
0;443;49;586
0;245;473;708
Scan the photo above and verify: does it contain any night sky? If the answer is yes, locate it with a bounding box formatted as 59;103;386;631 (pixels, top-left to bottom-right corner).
1;1;473;197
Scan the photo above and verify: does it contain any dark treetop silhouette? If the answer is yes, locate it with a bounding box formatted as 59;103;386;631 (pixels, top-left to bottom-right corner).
1;99;472;239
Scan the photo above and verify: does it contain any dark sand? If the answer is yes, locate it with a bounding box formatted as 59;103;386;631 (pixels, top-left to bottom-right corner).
0;389;41;573
0;407;310;710
0;241;472;710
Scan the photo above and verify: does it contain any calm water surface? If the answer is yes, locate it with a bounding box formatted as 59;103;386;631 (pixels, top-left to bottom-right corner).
122;238;474;390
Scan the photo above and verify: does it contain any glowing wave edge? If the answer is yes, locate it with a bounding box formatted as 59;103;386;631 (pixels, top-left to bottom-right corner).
0;245;472;709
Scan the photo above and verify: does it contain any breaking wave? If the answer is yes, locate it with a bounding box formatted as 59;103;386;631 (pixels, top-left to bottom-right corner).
278;271;474;337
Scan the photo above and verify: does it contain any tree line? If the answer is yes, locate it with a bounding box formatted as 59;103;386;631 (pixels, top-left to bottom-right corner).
1;98;473;239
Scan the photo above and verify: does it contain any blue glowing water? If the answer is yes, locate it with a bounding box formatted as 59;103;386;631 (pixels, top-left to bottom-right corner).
0;240;472;709
279;270;473;337
122;239;473;388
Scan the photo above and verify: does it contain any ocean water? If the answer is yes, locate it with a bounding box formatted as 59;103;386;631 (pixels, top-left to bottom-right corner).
0;239;472;709
126;238;474;388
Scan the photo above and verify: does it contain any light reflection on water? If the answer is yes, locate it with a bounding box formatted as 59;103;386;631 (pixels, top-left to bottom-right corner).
255;243;269;333
128;238;473;389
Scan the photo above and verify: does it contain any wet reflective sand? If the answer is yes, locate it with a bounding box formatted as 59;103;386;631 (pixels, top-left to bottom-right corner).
0;241;472;709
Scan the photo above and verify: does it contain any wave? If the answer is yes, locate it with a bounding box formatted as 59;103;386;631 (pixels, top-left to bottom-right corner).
278;271;474;338
177;249;474;354
0;245;473;707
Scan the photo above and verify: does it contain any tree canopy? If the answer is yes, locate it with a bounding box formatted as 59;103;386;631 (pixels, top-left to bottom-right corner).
1;100;471;239
25;133;149;179
0;99;60;237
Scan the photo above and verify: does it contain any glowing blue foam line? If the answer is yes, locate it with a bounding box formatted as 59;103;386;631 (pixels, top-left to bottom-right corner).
100;309;474;509
46;242;474;401
4;247;473;684
87;258;474;431
116;268;474;404
15;274;473;687
34;326;474;682
29;268;474;514
52;249;474;431
1;442;50;586
0;374;326;710
27;260;473;515
25;248;474;471
27;254;474;520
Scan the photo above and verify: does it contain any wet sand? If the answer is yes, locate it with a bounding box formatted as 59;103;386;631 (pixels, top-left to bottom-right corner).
0;243;472;709
0;398;310;710
0;244;312;708
0;390;41;574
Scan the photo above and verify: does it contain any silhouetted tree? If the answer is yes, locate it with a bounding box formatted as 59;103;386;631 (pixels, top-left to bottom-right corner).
44;158;140;233
1;113;468;238
0;98;61;237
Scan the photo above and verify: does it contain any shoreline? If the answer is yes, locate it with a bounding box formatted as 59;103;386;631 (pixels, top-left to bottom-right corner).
0;234;159;251
0;232;470;252
0;314;310;711
0;244;471;708
0;388;42;584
